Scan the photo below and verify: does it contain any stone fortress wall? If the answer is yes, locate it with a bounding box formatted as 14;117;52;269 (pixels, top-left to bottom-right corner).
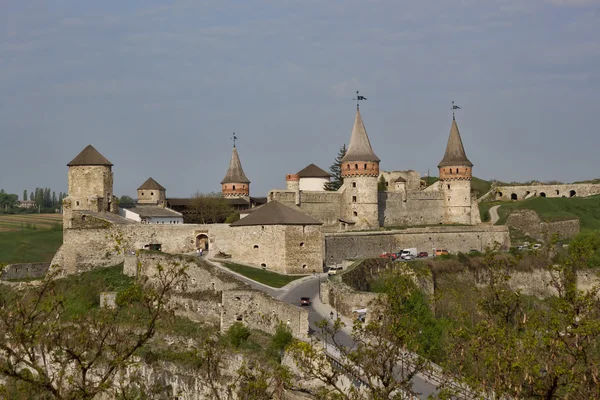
505;209;580;241
325;225;510;264
494;183;600;201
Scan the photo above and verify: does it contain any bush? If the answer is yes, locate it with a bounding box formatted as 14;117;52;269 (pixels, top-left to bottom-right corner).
268;323;293;362
225;212;240;224
226;322;251;348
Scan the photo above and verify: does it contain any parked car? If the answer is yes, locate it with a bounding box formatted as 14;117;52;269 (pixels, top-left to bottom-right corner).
300;297;311;306
517;245;528;251
417;251;428;258
379;252;398;261
401;254;415;261
435;249;449;257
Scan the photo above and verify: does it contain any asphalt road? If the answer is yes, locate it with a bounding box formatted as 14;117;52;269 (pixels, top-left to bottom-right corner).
278;275;440;399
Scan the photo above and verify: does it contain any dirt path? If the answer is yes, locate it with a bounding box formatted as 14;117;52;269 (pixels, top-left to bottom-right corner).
489;205;500;224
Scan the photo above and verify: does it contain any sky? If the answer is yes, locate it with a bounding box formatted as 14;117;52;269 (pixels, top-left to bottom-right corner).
1;0;599;198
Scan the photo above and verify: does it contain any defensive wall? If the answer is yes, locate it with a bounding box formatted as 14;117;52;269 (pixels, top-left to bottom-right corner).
494;183;600;201
506;209;580;241
0;262;50;281
125;251;309;339
378;170;421;191
269;189;344;232
378;191;444;227
324;225;510;264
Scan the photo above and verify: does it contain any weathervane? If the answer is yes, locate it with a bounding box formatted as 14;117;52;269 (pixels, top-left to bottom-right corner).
452;101;461;120
231;132;238;148
353;90;367;110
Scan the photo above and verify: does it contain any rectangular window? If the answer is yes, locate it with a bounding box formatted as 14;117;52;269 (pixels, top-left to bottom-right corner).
352;182;356;188
352;196;357;203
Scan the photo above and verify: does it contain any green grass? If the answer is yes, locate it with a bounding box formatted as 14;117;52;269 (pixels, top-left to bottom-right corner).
471;177;492;198
221;262;306;288
491;195;600;231
0;230;63;264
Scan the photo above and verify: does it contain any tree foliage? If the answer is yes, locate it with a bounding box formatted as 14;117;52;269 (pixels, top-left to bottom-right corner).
324;144;347;191
0;263;188;399
377;176;387;192
0;190;19;209
188;192;235;224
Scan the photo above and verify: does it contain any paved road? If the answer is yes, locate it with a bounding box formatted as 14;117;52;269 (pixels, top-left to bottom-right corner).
278;275;440;399
489;205;500;224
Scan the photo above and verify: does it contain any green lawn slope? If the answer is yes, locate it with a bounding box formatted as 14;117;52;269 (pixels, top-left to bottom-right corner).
0;230;63;264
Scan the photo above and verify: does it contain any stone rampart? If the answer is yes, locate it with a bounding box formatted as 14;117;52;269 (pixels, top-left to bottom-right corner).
325;226;510;264
506;209;580;241
379;192;444;227
221;289;309;339
0;263;50;281
494;183;600;201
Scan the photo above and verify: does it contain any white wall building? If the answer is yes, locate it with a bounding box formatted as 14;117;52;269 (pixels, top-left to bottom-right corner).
296;164;332;191
119;205;183;224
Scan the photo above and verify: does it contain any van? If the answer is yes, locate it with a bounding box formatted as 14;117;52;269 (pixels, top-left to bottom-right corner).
435;249;449;257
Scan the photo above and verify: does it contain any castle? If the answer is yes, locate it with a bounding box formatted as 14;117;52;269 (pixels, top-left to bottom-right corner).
267;107;481;231
53;105;509;276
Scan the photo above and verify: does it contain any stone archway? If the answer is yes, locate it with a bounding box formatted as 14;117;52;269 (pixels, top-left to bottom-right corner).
540;192;546;197
195;234;209;251
511;193;518;200
570;190;576;198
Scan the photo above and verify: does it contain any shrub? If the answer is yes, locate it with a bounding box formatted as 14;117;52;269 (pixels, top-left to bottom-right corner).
226;322;250;348
268;323;293;362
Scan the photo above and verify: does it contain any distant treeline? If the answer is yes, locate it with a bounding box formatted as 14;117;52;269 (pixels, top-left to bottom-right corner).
0;188;67;213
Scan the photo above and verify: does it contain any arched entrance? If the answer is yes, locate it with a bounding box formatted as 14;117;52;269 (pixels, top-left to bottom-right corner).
540;192;546;197
196;234;209;251
511;193;518;200
570;190;576;198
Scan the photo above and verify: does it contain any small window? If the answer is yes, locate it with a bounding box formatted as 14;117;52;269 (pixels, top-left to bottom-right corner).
352;196;357;203
253;245;259;249
302;264;307;269
447;184;450;189
364;163;367;169
300;242;305;247
233;185;236;190
456;168;459;173
352;182;356;188
151;192;154;196
236;315;243;321
81;215;86;221
354;164;358;170
347;164;350;170
353;211;358;217
141;192;144;196
76;201;80;206
261;263;267;269
235;296;241;301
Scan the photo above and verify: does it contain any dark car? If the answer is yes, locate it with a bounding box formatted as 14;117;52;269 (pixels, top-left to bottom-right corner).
300;297;311;306
417;251;428;258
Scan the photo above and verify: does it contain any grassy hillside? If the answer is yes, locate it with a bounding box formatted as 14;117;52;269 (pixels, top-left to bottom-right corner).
423;176;492;197
0;230;63;264
492;195;600;231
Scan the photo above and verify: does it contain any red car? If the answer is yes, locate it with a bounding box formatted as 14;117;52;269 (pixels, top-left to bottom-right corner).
300;297;311;306
417;252;428;258
379;252;397;261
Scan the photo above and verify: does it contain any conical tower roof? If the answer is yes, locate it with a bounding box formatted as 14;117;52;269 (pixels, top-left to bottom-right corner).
138;177;166;191
341;109;380;163
67;144;113;166
438;118;473;168
221;146;250;184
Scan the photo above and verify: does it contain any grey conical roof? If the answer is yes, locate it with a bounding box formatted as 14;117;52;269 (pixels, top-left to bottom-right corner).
221;146;250;184
438;118;473;168
138;177;166;191
297;163;332;178
230;200;322;226
67;145;113;166
341;109;380;163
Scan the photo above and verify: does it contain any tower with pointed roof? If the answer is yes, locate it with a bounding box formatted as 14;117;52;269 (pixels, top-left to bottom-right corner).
137;177;166;205
221;145;250;198
438;116;474;224
341;108;380;228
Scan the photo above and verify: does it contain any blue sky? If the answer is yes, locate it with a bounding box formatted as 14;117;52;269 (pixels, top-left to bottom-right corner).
1;0;599;198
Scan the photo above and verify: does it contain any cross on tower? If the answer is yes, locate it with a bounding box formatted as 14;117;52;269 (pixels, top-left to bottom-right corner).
353;91;367;110
452;101;461;120
231;132;238;148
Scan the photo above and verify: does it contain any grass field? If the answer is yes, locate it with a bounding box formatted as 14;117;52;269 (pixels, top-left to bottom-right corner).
0;230;63;264
221;262;306;288
486;195;600;232
0;213;62;232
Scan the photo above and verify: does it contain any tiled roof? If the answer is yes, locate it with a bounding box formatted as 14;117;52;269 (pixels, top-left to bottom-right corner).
67;145;113;167
137;177;166;191
341;109;380;163
438;118;473;168
230;200;322;226
297;163;332;178
221;146;250;184
121;205;182;218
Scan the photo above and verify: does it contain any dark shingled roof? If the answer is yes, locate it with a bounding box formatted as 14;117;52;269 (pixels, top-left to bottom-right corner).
225;197;250;206
394;177;406;182
230;200;322;226
221;146;250;184
438;118;473;168
297;163;332;178
341;109;380;163
67;145;113;167
138;177;166;191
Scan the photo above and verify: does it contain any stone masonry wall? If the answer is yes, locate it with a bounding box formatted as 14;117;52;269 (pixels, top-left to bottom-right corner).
0;263;50;281
379;170;421;192
506;209;580;241
379;192;444;227
221;289;309;339
325;226;510;264
494;183;600;201
284;225;324;274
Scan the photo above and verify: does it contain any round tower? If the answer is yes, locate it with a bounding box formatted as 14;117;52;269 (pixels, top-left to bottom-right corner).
66;144;115;213
286;174;299;191
438;116;473;224
137;177;166;205
341;108;380;228
221;145;250;198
